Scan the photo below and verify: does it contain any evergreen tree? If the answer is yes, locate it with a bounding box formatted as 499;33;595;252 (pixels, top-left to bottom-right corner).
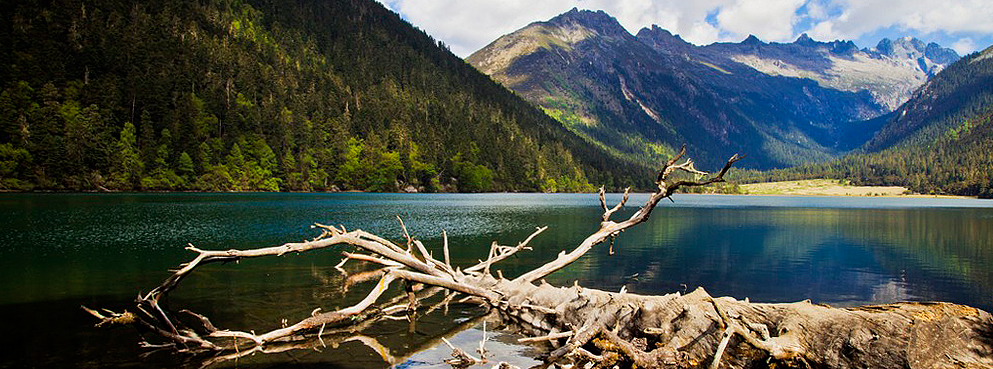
0;0;648;192
110;122;144;189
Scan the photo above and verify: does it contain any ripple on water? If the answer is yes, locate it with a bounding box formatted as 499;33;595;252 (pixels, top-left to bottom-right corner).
0;193;991;367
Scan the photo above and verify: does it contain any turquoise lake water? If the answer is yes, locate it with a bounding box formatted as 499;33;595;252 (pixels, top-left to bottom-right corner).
0;193;990;367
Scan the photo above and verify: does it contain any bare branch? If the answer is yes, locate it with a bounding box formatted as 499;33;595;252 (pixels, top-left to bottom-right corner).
601;187;631;222
341;252;403;267
482;241;497;276
81;306;135;327
514;151;742;284
518;331;574;343
598;186;608;213
205;271;400;346
179;309;218;333
443;230;451;269
465;226;547;274
83;146;993;369
397;216;413;253
442;337;481;367
663;154;745;197
657;144;687;183
413;239;456;277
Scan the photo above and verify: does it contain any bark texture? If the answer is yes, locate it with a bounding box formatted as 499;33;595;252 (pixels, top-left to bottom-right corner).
85;148;993;368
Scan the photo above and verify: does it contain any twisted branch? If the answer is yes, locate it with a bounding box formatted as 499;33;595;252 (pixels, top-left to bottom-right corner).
514;149;743;284
85;146;752;367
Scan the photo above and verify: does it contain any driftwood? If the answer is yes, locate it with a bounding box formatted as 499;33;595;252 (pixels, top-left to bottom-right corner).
86;147;993;368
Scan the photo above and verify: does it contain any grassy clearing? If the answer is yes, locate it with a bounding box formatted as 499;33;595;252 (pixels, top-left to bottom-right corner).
740;179;910;197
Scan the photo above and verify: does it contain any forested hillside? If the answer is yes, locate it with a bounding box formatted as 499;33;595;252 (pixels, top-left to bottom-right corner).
0;0;647;192
736;46;993;197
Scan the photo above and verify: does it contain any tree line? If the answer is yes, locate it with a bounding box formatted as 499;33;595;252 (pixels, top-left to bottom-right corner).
731;46;993;198
0;0;649;192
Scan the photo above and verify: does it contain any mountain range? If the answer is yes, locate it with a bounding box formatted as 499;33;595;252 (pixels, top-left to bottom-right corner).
1;1;988;196
468;8;959;169
749;44;993;197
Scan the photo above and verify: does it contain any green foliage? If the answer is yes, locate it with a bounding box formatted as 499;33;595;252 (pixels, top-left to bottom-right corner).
110;122;144;189
0;143;32;190
335;137;366;191
334;136;404;192
734;47;993;198
0;0;647;192
177;152;195;179
735;110;993;197
865;47;993;152
452;151;494;193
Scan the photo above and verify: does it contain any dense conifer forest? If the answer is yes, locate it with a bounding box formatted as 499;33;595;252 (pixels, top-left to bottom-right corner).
0;0;649;192
733;46;993;198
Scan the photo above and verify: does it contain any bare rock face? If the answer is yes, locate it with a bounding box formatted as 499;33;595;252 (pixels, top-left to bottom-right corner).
716;36;950;112
718;35;959;111
467;9;959;169
863;44;993;152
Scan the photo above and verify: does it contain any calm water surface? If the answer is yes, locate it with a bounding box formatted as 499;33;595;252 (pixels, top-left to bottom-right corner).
0;193;991;367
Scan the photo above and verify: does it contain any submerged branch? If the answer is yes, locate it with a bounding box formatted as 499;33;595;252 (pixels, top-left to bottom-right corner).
85;148;993;369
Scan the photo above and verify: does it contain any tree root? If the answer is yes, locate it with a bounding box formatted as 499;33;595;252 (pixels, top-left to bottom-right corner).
84;148;993;368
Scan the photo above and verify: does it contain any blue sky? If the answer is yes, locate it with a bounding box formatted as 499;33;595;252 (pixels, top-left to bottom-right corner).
376;0;993;57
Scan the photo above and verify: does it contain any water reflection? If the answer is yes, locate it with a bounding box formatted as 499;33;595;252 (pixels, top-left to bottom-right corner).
572;205;993;309
0;193;990;367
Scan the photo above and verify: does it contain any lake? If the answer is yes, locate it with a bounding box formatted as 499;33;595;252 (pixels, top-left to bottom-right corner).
1;193;991;367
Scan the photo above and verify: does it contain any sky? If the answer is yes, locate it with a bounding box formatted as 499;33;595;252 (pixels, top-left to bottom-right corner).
375;0;993;58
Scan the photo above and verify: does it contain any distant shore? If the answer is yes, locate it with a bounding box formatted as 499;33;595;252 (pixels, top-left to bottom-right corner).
0;179;981;199
737;179;975;199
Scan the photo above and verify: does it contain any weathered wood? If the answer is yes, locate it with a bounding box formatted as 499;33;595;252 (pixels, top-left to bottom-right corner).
84;149;993;368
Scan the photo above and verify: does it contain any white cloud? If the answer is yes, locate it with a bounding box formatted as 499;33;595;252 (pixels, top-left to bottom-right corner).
384;0;575;56
804;0;828;20
803;0;993;41
807;20;839;41
376;0;993;56
378;0;744;55
716;0;806;42
951;37;977;55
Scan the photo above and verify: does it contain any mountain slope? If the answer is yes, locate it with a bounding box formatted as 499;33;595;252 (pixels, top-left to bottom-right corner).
468;9;958;169
739;46;993;197
705;35;959;111
0;0;647;192
864;45;993;151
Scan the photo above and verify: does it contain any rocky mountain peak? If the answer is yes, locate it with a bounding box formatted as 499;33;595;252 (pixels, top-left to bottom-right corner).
876;37;926;57
467;8;966;169
548;8;629;38
925;42;960;64
830;40;859;55
875;36;959;77
635;25;691;52
742;34;764;46
795;33;816;46
791;33;858;54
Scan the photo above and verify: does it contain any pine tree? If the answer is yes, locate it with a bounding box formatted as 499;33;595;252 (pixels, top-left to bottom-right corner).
110;122;143;189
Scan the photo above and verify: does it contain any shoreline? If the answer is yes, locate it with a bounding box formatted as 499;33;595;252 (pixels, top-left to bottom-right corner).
0;179;984;199
705;192;976;199
734;179;979;199
0;190;980;200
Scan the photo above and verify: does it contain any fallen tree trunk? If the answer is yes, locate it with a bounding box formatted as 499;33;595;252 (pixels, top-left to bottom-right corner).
86;147;993;368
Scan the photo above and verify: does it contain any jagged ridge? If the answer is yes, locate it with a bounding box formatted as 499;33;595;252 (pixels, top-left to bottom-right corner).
468;8;959;169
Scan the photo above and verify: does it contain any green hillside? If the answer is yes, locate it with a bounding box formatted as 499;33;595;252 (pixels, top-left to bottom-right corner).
0;0;648;192
736;46;993;197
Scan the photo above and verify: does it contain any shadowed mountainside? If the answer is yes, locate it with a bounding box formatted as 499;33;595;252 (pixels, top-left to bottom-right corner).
468;8;958;169
0;0;650;192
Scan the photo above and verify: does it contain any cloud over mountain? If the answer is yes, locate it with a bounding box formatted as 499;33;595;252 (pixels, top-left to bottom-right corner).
377;0;993;57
